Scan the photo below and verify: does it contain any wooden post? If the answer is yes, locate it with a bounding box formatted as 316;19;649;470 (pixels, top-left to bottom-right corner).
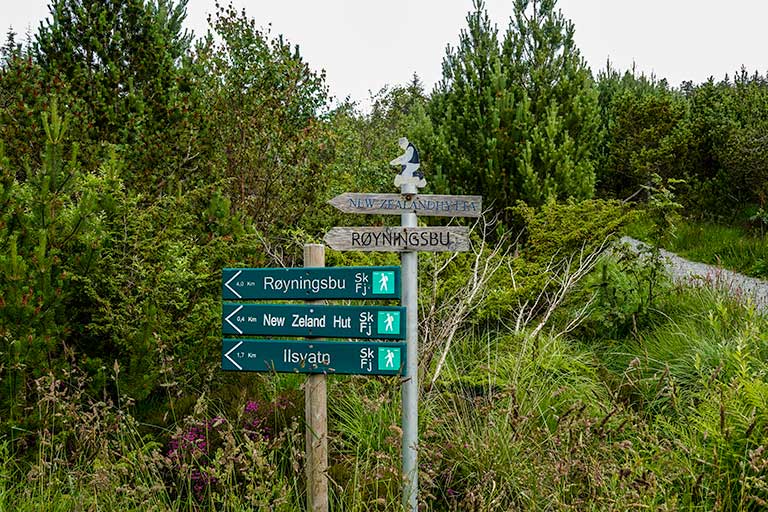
304;244;328;512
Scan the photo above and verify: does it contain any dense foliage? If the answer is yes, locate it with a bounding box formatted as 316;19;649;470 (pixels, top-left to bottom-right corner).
427;0;600;220
597;67;768;221
0;0;336;435
34;0;201;194
1;0;767;509
193;4;333;232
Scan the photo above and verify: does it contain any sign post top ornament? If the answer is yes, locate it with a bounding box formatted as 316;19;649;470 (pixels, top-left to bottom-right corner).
391;137;426;190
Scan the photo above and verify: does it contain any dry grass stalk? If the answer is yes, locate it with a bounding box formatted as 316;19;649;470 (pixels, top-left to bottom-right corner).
421;212;512;389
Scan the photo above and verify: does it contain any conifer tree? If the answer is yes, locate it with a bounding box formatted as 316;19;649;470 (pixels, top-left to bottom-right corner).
430;0;600;216
595;67;689;199
34;0;203;193
0;31;49;177
429;1;510;202
1;30;22;64
503;0;600;203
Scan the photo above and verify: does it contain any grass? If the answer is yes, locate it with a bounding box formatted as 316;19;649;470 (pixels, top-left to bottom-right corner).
587;284;768;510
626;216;768;278
2;281;767;510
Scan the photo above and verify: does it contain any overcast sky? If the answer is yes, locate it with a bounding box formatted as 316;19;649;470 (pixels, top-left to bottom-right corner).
3;0;766;107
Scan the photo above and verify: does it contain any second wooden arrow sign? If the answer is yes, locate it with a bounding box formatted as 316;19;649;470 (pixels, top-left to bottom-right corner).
323;226;470;252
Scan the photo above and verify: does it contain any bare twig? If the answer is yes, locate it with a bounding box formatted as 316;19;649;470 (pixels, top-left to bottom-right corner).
422;211;510;389
254;229;286;267
525;237;610;341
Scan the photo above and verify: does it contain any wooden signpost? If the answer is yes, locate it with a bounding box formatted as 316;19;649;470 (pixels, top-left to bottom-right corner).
221;137;481;512
303;244;326;512
325;137;481;512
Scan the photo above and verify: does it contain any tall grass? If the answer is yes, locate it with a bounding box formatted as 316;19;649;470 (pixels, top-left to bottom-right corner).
2;281;767;510
597;286;767;401
0;368;308;511
591;285;768;510
672;222;768;278
327;377;403;511
422;331;681;510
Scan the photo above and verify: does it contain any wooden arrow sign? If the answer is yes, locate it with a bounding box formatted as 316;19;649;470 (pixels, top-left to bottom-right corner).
323;226;470;252
328;193;482;217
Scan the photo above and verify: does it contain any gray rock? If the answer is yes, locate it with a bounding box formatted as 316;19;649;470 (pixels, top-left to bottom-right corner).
620;237;768;313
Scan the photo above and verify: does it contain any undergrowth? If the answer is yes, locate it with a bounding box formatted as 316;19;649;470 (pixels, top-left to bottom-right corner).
2;187;766;510
3;283;765;511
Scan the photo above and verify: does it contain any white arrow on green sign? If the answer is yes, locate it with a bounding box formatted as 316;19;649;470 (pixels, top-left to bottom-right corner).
222;304;406;339
222;339;406;375
222;266;400;300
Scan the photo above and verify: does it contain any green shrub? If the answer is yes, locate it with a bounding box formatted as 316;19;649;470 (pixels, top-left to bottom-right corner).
596;70;691;200
515;198;631;261
0;102;263;442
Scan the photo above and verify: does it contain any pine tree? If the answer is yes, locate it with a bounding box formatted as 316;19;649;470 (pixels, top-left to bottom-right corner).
34;0;203;194
1;30;22;64
430;1;510;203
0;30;49;180
502;0;600;204
430;0;600;217
596;67;689;199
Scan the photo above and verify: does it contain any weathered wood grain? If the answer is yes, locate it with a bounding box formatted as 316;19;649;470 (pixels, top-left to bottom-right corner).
323;226;470;252
328;193;482;217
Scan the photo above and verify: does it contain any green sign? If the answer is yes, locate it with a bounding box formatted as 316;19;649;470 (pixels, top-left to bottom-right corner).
222;339;406;375
222;266;400;300
223;304;406;339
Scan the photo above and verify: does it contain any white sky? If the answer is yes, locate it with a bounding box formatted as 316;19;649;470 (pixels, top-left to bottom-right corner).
2;0;767;107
